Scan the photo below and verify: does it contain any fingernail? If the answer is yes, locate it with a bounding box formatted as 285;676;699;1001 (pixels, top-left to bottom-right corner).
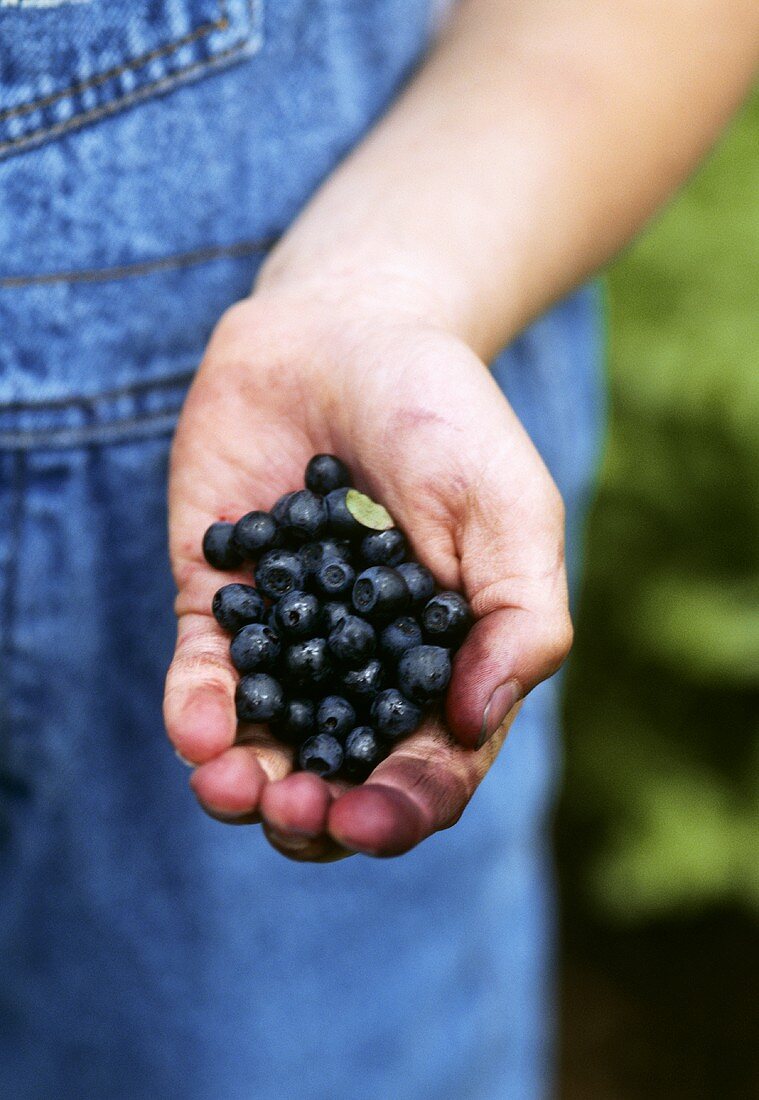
175;749;195;768
266;828;314;853
477;679;522;749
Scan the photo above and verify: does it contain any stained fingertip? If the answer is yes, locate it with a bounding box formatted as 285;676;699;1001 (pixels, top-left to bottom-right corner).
261;773;333;838
328;783;426;857
190;745;266;816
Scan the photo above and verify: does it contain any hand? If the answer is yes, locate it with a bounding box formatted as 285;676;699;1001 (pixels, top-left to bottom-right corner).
163;277;572;861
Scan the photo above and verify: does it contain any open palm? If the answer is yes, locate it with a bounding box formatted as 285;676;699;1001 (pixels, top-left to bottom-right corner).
163;290;572;860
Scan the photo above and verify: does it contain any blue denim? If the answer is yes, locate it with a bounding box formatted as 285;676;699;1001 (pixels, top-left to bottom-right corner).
0;3;604;1098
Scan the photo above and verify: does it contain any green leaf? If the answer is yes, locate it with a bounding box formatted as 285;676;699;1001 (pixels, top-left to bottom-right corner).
345;489;395;531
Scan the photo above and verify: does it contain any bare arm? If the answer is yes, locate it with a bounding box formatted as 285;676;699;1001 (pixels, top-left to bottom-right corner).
260;0;759;357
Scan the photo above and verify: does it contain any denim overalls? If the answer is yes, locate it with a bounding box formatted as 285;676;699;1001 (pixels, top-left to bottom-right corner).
0;3;604;1097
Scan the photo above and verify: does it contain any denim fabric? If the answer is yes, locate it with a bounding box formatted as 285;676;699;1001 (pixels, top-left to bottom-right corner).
0;3;605;1098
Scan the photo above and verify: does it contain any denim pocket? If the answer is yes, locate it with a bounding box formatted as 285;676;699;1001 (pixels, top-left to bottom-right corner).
0;0;263;160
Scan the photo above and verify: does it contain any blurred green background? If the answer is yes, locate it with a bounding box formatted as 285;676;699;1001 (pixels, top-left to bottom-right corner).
558;89;758;1096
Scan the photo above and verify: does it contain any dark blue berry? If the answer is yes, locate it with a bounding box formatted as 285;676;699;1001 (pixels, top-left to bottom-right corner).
379;616;423;663
327;614;376;668
212;584;265;633
339;658;384;703
422;591;473;648
343;726;388;781
352;565;410;622
321;601;351;634
284;637;333;688
325;487;362;539
202;522;243;570
255;549;305;600
271;698;316;745
316;695;357;741
299;734;343;778
305;454;351;496
397;645;451;704
299;538;351;579
235;673;285;723
360;528;406;567
370;688;423;741
271;491;297;523
230;623;281;673
396;562;436;610
279;489;327;543
273;590;321;639
233;510;279;559
314;558;355;599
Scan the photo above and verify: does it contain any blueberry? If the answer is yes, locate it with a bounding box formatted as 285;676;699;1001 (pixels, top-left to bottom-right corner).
316;695;357;741
321;601;351;634
271;491;297;523
279;489;328;543
202;522;243;570
298;734;344;778
370;688;423;741
299;538;351;579
305;454;352;496
343;726;388;782
396;562;436;610
284;637;333;688
230;623;281;673
314;558;355;599
397;645;451;704
235;673;285;723
271;698;316;745
324;487;362;539
379;616;423;663
360;528;406;567
352;566;410;623
339;658;384;703
273;590;321;639
212;584;265;633
422;591;473;648
327;614;376;668
255;549;305;600
233;510;279;559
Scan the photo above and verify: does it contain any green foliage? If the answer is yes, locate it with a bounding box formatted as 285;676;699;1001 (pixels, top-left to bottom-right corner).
563;90;759;920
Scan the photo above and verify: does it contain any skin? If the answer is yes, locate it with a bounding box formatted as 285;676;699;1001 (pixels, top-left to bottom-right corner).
164;0;759;861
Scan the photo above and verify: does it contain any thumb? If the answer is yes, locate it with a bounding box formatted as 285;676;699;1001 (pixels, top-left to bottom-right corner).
446;591;573;750
443;427;574;749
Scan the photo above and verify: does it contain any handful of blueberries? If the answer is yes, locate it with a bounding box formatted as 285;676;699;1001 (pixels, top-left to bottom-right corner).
203;455;473;782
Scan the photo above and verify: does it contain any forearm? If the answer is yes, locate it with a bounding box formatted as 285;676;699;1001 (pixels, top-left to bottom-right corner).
258;0;759;358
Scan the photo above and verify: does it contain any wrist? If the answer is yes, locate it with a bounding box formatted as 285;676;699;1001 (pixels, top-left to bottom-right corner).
256;245;460;331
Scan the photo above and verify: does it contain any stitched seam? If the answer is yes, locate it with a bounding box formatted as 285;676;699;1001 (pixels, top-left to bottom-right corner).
0;234;278;288
0;0;228;122
0;410;182;450
0;33;253;155
0;370;195;414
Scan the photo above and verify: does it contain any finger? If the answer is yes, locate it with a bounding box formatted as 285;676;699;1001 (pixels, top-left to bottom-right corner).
446;589;572;750
328;707;518;857
190;733;293;820
163;609;239;764
260;772;334;836
260;772;360;862
445;416;572;749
